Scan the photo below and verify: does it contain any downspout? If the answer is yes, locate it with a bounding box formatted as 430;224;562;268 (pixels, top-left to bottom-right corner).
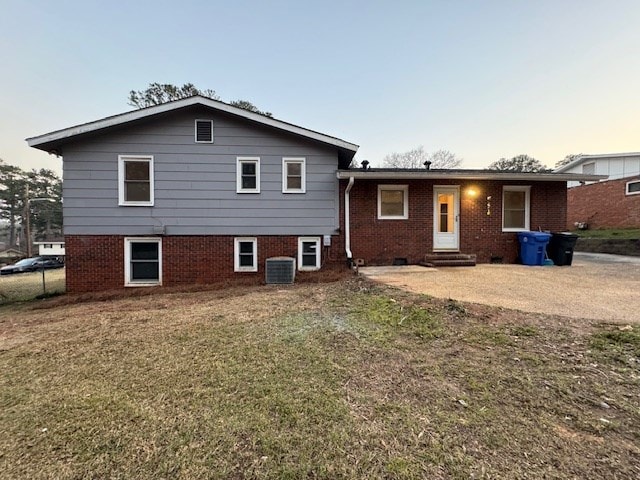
344;176;355;264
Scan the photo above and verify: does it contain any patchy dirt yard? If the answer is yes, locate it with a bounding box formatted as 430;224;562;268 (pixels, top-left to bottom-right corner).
361;254;640;323
1;279;639;479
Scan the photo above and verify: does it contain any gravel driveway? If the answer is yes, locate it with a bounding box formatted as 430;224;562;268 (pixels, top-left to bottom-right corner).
360;253;640;323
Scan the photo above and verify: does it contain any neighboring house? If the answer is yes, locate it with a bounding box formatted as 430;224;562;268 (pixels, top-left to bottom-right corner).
0;248;25;262
27;96;601;292
34;241;66;256
556;153;640;229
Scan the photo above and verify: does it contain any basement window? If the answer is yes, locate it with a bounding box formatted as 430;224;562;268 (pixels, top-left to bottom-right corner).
234;238;257;272
195;119;213;143
626;180;640;195
298;237;321;271
125;238;162;286
118;155;154;206
502;186;530;232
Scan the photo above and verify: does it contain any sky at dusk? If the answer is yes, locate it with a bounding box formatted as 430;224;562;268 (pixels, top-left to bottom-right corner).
2;0;640;175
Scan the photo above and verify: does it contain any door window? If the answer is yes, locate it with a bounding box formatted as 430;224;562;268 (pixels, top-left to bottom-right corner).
438;193;454;233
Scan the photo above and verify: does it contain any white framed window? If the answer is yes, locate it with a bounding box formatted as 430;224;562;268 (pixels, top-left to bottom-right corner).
502;186;531;232
195;119;214;143
282;157;306;193
378;185;409;219
124;238;162;286
626;180;640;195
298;237;321;271
234;237;257;272
118;155;154;206
236;157;260;193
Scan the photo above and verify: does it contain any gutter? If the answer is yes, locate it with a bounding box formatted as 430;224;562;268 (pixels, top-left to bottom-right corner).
344;176;355;263
336;170;607;182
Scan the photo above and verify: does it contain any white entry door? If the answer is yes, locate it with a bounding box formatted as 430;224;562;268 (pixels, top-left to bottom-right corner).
433;186;460;251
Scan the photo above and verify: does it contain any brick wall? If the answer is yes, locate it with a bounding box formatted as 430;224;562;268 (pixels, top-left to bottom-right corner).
340;179;567;264
567;175;640;229
65;235;346;293
66;180;568;292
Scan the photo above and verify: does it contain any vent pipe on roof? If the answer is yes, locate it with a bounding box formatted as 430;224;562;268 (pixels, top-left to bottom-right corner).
424;160;432;170
361;160;370;170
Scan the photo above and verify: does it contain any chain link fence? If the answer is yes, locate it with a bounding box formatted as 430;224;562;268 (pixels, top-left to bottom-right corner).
0;268;66;304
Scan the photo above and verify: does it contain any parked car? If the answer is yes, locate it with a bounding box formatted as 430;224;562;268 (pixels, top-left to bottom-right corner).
0;257;64;275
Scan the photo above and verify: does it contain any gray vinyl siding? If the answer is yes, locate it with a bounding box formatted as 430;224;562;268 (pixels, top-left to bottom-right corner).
62;107;341;235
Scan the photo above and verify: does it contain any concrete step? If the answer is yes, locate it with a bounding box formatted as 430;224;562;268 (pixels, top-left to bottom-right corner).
420;259;477;268
421;253;477;267
424;253;476;262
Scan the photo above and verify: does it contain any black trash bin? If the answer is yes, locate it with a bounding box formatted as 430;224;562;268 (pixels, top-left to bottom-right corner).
546;232;579;266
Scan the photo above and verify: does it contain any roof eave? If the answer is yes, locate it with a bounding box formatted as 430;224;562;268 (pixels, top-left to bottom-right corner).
336;170;608;182
555;152;640;173
27;96;359;156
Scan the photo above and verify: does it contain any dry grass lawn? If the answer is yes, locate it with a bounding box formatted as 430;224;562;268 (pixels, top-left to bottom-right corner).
1;278;639;479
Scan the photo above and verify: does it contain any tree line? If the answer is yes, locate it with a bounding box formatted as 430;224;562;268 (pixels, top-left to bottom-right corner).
128;83;272;117
380;147;579;172
0;159;62;251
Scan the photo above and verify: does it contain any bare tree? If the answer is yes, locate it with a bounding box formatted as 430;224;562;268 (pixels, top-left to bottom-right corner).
555;153;582;169
488;155;550;172
428;149;463;169
382;146;463;169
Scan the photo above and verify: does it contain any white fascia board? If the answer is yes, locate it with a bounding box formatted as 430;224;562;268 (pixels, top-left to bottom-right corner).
555;152;640;173
336;170;608;182
27;96;359;153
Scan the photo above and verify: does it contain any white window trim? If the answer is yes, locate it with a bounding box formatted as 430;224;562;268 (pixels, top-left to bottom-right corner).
502;186;531;232
282;157;306;193
626;179;640;196
377;185;409;220
194;119;214;143
124;237;162;287
118;155;154;206
236;157;261;193
234;237;258;272
298;237;321;271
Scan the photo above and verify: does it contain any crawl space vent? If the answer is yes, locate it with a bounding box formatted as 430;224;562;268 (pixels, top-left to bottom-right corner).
265;257;296;284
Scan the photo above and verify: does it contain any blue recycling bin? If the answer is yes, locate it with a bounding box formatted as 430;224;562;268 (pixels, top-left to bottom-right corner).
517;232;551;266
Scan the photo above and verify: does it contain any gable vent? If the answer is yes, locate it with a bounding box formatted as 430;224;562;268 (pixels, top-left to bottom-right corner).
582;162;595;175
265;257;296;284
195;120;213;143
